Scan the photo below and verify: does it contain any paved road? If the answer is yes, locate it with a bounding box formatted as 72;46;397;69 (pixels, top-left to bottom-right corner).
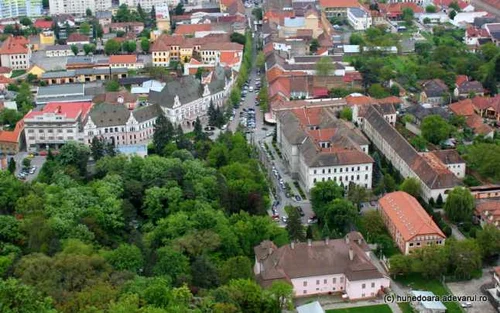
9;152;46;182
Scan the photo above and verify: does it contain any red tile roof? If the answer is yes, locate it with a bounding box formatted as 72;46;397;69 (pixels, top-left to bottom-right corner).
220;51;240;66
67;33;90;43
269;76;291;99
475;201;500;227
151;33;230;51
34;19;53;29
343;71;362;83
466;27;489;38
174;24;212;35
456;75;468;87
0;66;12;74
379;191;445;241
109;54;137;64
434;0;469;9
319;0;360;8
25;102;93;120
291;107;323;126
449;99;476;116
346;95;375;106
466;114;493;135
0;36;29;55
0;76;13;84
471;95;500;112
200;42;243;51
381;2;424;14
0;119;23;143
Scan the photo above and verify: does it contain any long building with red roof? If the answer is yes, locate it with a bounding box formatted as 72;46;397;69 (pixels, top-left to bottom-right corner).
379;191;446;255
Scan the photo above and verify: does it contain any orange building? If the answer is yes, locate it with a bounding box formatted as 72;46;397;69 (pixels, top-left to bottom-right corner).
378;191;446;255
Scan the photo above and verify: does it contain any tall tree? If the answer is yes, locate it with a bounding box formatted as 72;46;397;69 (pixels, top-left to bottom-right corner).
175;2;185;15
7;158;16;174
267;281;293;311
399;178;421;198
475;225;500;260
193;117;204;140
285;206;305;242
444;187;474;223
421;115;454;144
86;8;92;17
309;38;319;53
79;22;91;35
140;37;150;53
137;4;146;22
105;39;121;55
71;44;79;56
315;56;334;76
153;113;175;154
347;183;369;210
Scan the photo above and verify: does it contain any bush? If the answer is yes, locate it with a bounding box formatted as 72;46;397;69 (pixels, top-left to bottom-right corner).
442;225;452;237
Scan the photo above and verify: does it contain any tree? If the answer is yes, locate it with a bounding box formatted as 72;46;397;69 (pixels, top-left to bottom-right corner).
447;239;482;279
175;2;185;15
90;137;106;160
105;39;121;55
7;158;16;174
349;33;364;45
83;44;95;55
347;183;368;209
137;4;146;22
444;187;474;223
402;8;414;25
423;17;431;24
79;22;90;35
230;32;246;45
383;174;396;193
22;157;31;169
193;117;204;140
57;141;91;176
105;244;144;273
339;107;352;121
268;281;293;311
449;10;457;20
191;255;219;289
154;246;190;283
449;1;461;11
86;8;93;17
315;56;334;76
20;17;32;26
255;51;265;68
15;82;34;114
323;199;358;236
421;115;454;144
219;256;253;284
70;44;79;56
388;254;412;277
425;5;436;13
390;85;400;96
399;178;421;198
475;225;500;260
0;278;55;313
286;206;305;242
95;23;104;38
141;37;150;53
310;181;344;219
309;38;319;54
230;88;241;107
105;80;120;92
368;83;389;98
153;112;175;154
252;8;263;20
123;40;137;53
195;67;206;80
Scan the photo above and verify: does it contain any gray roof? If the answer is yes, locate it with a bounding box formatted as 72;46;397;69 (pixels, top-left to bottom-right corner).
364;105;460;190
349;7;367;18
96;11;112;19
406;104;450;122
148;66;228;108
67;56;93;65
45;45;71;51
410;291;446;310
89;102;131;127
37;84;85;97
42;70;76;79
41;68;128;79
35;95;93;105
133;104;160;123
422;79;448;98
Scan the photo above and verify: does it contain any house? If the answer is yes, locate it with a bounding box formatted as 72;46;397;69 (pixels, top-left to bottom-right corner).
0;120;24;154
347;7;372;30
471;94;500;121
409;290;447;313
380;3;424;20
379;191;446;255
449;99;494;138
475;201;500;229
155;4;171;33
464;27;491;50
66;33;90;45
420;79;449;105
348;95;400;126
148;66;233;127
96;11;113;31
405;104;450;130
131;80;165;95
45;44;74;57
485;23;500;46
427;150;466;178
24;102;93;152
434;0;473;12
278;10;324;39
109;55;143;69
199;42;243;66
83;103;159;147
319;0;361;18
0;66;12;78
277;107;373;191
296;301;325;313
27;64;45;78
0;36;31;70
451;12;490;28
35;83;93;105
93;91;138;110
254;232;390;299
175;24;213;36
0;76;13;92
40;68;128;85
49;0;112;16
454;77;484;99
363;105;460;201
109;22;144;35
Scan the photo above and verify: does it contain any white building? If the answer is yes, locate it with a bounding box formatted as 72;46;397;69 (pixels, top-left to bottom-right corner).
24;102;93;152
148;66;234;127
49;0;112;15
0;0;42;19
347;7;372;31
119;0;179;10
0;36;31;70
277;106;373;192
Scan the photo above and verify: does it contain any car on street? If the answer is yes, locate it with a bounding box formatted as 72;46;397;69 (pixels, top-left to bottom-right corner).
249;86;254;92
308;215;318;224
281;216;288;223
460;302;472;308
294;195;302;202
29;167;36;174
297;207;305;217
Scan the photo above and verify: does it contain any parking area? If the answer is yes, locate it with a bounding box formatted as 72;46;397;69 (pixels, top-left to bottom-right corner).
446;269;496;313
10;153;46;182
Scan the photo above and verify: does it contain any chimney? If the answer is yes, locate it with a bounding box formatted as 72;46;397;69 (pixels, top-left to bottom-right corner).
345;234;349;244
325;237;329;245
308;239;312;246
291;241;295;249
349;246;354;261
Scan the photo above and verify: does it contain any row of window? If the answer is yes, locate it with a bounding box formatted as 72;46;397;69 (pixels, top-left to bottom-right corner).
303;277;345;287
28;129;73;133
313;174;369;183
313;166;369;175
29;136;73;141
409;240;443;247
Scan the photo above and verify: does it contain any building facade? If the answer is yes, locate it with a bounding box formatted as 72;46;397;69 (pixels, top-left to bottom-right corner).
347;7;372;30
49;0;112;15
254;233;390;299
0;0;42;19
24;102;93;152
0;36;31;70
379;191;446;255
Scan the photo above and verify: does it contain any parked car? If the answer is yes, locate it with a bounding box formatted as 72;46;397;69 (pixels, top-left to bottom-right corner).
461;302;472;308
29;167;36;174
308;216;318;224
297;207;305;217
294;195;302;202
281;216;288;223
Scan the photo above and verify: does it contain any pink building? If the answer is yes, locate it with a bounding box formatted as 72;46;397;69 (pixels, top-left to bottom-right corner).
254;232;390;299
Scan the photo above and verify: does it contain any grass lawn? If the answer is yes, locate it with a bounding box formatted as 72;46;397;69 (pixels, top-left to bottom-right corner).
397;302;414;313
395;274;462;313
326;304;392;313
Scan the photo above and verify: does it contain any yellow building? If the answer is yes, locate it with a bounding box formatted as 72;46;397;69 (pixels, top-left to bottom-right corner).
40;31;55;45
27;65;45;78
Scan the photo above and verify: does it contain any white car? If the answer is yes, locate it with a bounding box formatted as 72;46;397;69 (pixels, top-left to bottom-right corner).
249;86;254;92
221;124;227;130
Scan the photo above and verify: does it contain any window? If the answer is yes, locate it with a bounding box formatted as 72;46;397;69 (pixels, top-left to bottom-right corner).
365;166;368;170
333;278;336;283
362;293;365;297
316;280;320;285
340;277;344;283
324;279;327;284
314;170;317;174
340;168;343;173
409;243;414;247
322;169;325;174
371;282;375;288
303;281;307;287
417;242;420;246
362;283;366;289
303;290;307;294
